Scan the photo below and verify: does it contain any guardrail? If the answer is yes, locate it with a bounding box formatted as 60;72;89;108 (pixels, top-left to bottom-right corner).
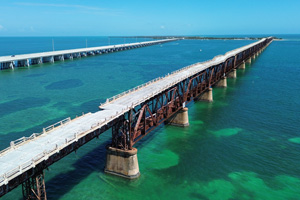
0;109;128;186
0;117;71;156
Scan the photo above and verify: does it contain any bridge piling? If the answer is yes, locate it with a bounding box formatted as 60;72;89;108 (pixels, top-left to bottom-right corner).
228;69;237;78
215;76;227;88
238;61;246;69
197;88;213;102
166;107;189;127
31;58;42;65
246;58;251;64
104;147;140;179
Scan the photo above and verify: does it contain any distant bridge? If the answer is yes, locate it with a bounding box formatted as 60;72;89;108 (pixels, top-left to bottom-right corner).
0;37;273;199
0;38;177;70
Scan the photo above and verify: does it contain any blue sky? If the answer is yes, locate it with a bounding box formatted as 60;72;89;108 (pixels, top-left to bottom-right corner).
0;0;299;36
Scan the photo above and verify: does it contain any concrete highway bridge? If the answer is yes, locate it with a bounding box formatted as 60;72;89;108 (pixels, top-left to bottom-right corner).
0;38;177;70
0;37;273;199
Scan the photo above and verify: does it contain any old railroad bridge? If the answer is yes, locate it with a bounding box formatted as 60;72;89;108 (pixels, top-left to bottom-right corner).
0;37;273;199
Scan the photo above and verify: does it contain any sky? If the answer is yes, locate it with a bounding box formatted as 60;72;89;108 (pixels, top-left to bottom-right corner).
0;0;299;36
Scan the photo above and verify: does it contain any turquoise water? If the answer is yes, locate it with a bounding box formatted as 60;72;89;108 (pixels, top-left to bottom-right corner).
0;36;299;199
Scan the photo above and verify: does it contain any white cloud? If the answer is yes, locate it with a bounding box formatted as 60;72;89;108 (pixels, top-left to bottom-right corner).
0;25;3;30
160;25;165;29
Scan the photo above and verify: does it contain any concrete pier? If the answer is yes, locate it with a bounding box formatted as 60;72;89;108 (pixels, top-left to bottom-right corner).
215;76;227;87
197;88;213;102
167;107;189;127
17;59;29;67
73;53;81;58
54;55;64;61
43;56;54;63
238;61;246;69
105;147;140;179
228;69;237;78
0;61;14;69
246;58;251;64
64;54;73;60
31;58;42;65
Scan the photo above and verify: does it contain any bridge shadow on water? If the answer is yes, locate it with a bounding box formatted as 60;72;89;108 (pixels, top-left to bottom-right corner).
40;123;167;200
41;139;111;200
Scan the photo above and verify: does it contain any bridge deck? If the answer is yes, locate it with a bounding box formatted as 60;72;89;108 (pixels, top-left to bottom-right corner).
0;38;176;63
0;38;266;186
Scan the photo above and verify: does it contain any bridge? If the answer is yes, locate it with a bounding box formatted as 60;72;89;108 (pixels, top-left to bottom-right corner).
0;38;177;70
0;37;273;199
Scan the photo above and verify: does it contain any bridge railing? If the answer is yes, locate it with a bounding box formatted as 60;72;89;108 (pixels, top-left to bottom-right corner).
0;113;116;186
100;38;266;107
0;117;72;157
101;61;203;107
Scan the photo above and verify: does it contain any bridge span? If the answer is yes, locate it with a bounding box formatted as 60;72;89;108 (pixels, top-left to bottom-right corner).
0;37;273;199
0;38;177;70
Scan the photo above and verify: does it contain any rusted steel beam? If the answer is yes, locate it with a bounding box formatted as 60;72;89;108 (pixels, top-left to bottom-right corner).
22;170;46;200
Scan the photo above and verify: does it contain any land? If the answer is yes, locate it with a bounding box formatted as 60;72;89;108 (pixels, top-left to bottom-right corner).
114;36;282;40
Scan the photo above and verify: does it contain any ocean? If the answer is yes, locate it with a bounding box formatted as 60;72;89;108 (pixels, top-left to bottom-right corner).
0;35;299;200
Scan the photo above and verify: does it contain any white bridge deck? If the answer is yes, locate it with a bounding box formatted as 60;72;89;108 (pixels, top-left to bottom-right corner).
0;38;267;187
0;38;177;68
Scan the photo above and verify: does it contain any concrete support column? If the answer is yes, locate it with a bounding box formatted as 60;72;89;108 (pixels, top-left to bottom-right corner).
215;76;227;88
54;55;64;61
238;61;246;69
88;51;95;56
198;88;213;102
73;53;81;58
246;58;251;64
252;54;256;59
167;107;189;127
64;54;73;60
31;58;42;65
2;61;15;69
18;59;30;67
105;147;140;179
228;69;237;78
43;56;54;63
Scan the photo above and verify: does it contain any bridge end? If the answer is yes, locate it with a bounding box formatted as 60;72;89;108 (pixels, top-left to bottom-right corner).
105;147;140;179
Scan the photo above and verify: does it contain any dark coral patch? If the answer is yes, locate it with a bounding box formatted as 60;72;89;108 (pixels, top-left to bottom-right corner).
45;79;83;90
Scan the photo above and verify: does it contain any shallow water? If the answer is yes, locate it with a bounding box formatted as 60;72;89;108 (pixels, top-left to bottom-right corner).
0;36;299;199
